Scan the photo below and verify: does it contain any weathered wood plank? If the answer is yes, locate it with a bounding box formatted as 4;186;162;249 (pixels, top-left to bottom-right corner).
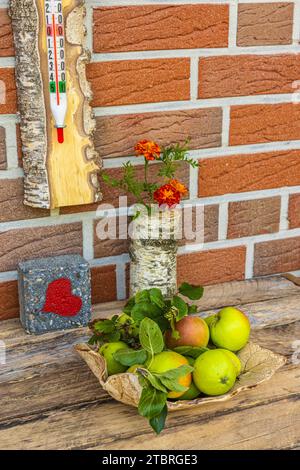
0;277;299;450
92;276;300;319
0;362;298;450
0;321;296;425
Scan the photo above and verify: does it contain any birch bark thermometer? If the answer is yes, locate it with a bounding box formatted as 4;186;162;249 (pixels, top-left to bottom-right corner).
9;0;101;209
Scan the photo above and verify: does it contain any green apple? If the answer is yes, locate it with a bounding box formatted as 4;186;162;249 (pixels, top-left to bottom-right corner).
193;349;236;396
99;341;130;376
209;307;251;352
179;381;201;400
148;351;192;399
220;349;242;376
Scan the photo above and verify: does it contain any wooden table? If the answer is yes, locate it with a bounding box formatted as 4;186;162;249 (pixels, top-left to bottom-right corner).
0;276;299;450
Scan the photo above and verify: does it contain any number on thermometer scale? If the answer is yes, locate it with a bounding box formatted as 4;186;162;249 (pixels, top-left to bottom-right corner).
45;0;67;144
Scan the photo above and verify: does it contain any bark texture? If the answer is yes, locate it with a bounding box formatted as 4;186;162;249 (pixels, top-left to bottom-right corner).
129;209;181;297
9;0;102;209
9;0;50;208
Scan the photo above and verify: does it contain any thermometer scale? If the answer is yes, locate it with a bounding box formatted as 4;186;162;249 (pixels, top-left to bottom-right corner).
44;0;67;144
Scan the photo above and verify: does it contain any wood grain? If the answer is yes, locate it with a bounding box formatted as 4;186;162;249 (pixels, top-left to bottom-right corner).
0;276;299;449
0;320;298;449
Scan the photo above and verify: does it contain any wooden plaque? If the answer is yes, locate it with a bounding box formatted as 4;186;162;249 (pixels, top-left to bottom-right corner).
9;0;102;209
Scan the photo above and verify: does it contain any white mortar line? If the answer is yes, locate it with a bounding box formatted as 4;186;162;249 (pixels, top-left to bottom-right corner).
189;164;199;200
190;56;199;101
178;227;300;255
218;202;229;240
85;2;94;53
90;254;130;267
245;242;254;279
94;93;299;116
0;115;18;125
293;0;300;45
0;271;18;282
87;1;296;7
279;194;290;231
4;121;19;169
0;168;24;179
92;45;300;62
229;0;238;48
82;219;94;261
0;57;15;67
221;106;230;147
116;263;127;300
186;186;300;206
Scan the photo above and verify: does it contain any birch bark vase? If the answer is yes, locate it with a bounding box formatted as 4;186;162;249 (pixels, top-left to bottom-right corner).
129;209;181;298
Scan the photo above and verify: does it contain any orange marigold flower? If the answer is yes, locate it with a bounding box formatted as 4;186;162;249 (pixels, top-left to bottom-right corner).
135;140;161;161
169;179;188;196
153;184;181;207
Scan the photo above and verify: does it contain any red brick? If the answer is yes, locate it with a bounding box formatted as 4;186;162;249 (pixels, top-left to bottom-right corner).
288;194;300;229
0;280;19;321
228;198;281;239
0;9;14;57
60;203;99;215
0;178;49;222
237;3;294;46
87;59;190;107
177;246;246;286
199;151;300;197
94;216;129;258
0;68;17;114
254;236;300;276
91;265;117;304
230;103;300;146
93;5;229;52
0;223;82;272
179;205;219;246
199;54;300;99
0;126;6;169
95;108;222;159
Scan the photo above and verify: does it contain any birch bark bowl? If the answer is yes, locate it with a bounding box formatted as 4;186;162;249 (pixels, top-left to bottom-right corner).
75;341;286;412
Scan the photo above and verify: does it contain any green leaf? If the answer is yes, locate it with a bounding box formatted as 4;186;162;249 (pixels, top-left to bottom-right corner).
123;297;135;315
179;282;204;301
188;304;198;315
94;319;115;334
135;290;150;303
149;288;165;309
137;369;168;393
149;404;168;435
113;348;147;367
139;317;164;356
172;295;188;321
173;345;209;358
131;302;162;323
155;365;193;393
107;331;121;343
138;385;168;420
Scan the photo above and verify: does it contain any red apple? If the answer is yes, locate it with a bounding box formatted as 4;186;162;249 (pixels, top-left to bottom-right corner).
165;316;210;349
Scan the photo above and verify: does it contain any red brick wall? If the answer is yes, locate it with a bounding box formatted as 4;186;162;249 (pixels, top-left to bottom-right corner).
0;1;300;320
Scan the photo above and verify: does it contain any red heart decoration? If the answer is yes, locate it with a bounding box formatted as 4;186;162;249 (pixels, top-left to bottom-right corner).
42;278;82;317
